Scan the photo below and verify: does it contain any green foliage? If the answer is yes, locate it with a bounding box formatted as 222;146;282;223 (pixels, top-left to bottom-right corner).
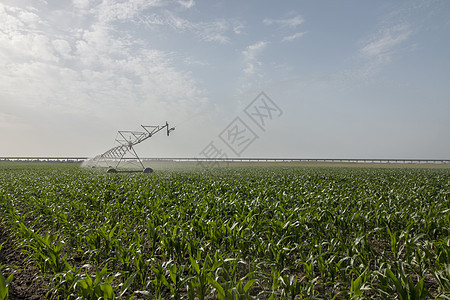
0;268;13;300
0;163;449;298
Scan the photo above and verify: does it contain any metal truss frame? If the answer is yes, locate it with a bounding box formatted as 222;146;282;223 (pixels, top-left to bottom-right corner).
93;122;174;171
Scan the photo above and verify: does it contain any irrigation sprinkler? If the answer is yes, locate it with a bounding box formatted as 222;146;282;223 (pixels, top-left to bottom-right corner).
91;122;175;173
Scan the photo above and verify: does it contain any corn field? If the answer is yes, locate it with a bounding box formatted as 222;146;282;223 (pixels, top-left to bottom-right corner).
0;163;449;299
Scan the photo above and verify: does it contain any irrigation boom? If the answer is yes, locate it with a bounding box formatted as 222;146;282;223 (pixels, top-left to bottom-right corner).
92;122;175;173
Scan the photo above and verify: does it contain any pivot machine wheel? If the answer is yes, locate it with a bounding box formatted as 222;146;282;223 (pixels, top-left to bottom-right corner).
143;168;154;173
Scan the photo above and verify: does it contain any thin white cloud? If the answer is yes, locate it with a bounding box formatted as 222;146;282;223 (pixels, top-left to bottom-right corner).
197;19;231;43
282;31;306;42
355;22;412;80
242;41;268;75
140;11;233;44
360;23;411;61
72;0;90;10
243;41;268;60
264;13;305;43
233;22;244;34
95;0;162;23
179;0;195;9
263;15;304;27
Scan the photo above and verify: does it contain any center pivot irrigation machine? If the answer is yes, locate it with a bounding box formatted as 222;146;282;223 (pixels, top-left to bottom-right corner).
90;122;175;173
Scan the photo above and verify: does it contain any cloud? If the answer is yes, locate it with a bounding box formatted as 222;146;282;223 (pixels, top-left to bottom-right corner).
263;15;304;27
353;22;412;80
140;11;234;44
264;13;305;42
282;31;306;42
233;22;244;34
242;41;268;75
360;23;411;62
243;41;268;60
0;4;58;64
196;19;231;43
52;39;72;58
72;0;91;10
0;1;207;127
178;0;195;9
94;0;162;23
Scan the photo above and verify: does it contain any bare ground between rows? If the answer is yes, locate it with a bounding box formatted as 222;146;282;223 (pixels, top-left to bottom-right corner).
0;226;49;300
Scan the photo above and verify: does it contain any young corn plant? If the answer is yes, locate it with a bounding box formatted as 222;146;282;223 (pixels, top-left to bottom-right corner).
32;233;69;275
208;255;255;300
348;268;371;300
135;259;178;300
163;260;188;300
209;267;253;300
0;265;13;300
268;268;281;299
132;251;152;290
432;264;450;298
73;264;117;300
153;260;169;300
232;276;256;300
376;264;429;300
49;263;77;297
279;274;302;300
386;225;402;261
188;251;211;300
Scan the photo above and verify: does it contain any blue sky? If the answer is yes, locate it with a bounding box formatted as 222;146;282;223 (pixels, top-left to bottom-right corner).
0;0;449;159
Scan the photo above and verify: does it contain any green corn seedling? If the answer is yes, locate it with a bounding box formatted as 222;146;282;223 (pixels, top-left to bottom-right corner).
0;268;13;300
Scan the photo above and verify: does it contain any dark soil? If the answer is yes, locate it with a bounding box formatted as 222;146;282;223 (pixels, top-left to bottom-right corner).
0;227;49;300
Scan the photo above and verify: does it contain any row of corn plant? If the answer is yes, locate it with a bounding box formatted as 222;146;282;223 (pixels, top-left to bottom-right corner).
0;243;13;300
0;162;448;298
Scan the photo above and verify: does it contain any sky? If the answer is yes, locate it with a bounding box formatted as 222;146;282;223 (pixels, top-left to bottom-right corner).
0;0;449;159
